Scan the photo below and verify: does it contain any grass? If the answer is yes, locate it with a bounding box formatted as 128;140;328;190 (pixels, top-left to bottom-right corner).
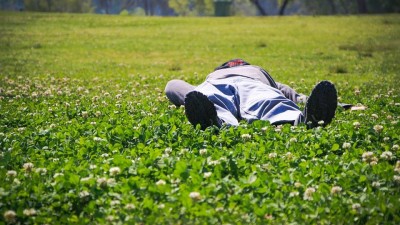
0;12;399;224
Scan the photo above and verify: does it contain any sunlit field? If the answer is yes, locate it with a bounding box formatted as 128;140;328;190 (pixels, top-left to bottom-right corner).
0;12;399;224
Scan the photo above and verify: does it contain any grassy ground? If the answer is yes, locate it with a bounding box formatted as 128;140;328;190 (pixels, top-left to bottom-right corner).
0;12;399;224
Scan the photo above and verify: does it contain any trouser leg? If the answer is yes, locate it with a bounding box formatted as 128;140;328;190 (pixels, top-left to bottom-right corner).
164;79;196;106
193;80;240;126
237;79;304;125
194;77;304;126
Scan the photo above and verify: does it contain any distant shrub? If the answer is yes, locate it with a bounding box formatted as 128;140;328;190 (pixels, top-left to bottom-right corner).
120;9;129;16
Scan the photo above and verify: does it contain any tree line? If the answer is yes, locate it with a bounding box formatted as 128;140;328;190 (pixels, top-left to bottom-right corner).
0;0;398;16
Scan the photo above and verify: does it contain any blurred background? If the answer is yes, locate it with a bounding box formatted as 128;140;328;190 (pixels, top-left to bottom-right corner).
0;0;399;16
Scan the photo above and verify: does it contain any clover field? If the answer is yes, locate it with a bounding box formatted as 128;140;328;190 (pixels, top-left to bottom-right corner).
0;12;399;224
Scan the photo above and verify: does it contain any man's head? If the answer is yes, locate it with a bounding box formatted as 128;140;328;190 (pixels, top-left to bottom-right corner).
214;59;250;71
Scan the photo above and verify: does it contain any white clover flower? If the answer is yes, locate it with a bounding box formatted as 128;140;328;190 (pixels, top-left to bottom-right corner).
370;160;378;166
393;145;399;151
95;111;102;117
170;178;180;185
372;181;380;188
208;160;220;166
380;151;393;160
80;177;91;182
303;187;315;200
285;152;294;160
164;147;172;154
394;161;400;173
216;207;224;212
353;121;361;129
125;203;136;210
241;134;251;140
23;162;34;172
106;178;116;186
289;137;297;143
342;142;351;149
106;215;114;222
158;203;165;209
90;122;96;125
371;114;379;119
97;177;108;188
89;164;97;169
394;175;400;183
268;152;277;158
264;214;274;220
383;137;390;142
156;179;166;186
242;213;250;221
362;152;374;159
109;167;121;176
4;210;17;223
100;153;109;158
318;120;325;125
81;111;88;118
23;208;37;216
331;186;342;195
180;148;189;155
199;149;207;155
219;156;227;162
6;170;17;177
93;137;104;142
79;191;90;198
294;182;302;188
362;152;378;165
352;203;361;210
189;191;201;200
53;173;64;178
115;94;122;99
203;172;212;178
289;191;299;197
110;200;120;206
373;125;384;133
13;178;21;185
35;168;47;175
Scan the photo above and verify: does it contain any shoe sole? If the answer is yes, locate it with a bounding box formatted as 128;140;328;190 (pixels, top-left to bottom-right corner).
305;81;337;128
184;91;219;130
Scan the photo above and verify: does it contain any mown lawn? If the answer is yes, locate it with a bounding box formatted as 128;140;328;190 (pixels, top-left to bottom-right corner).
0;12;399;224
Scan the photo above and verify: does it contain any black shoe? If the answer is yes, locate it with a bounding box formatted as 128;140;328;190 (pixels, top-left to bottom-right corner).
184;91;220;130
305;81;338;129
